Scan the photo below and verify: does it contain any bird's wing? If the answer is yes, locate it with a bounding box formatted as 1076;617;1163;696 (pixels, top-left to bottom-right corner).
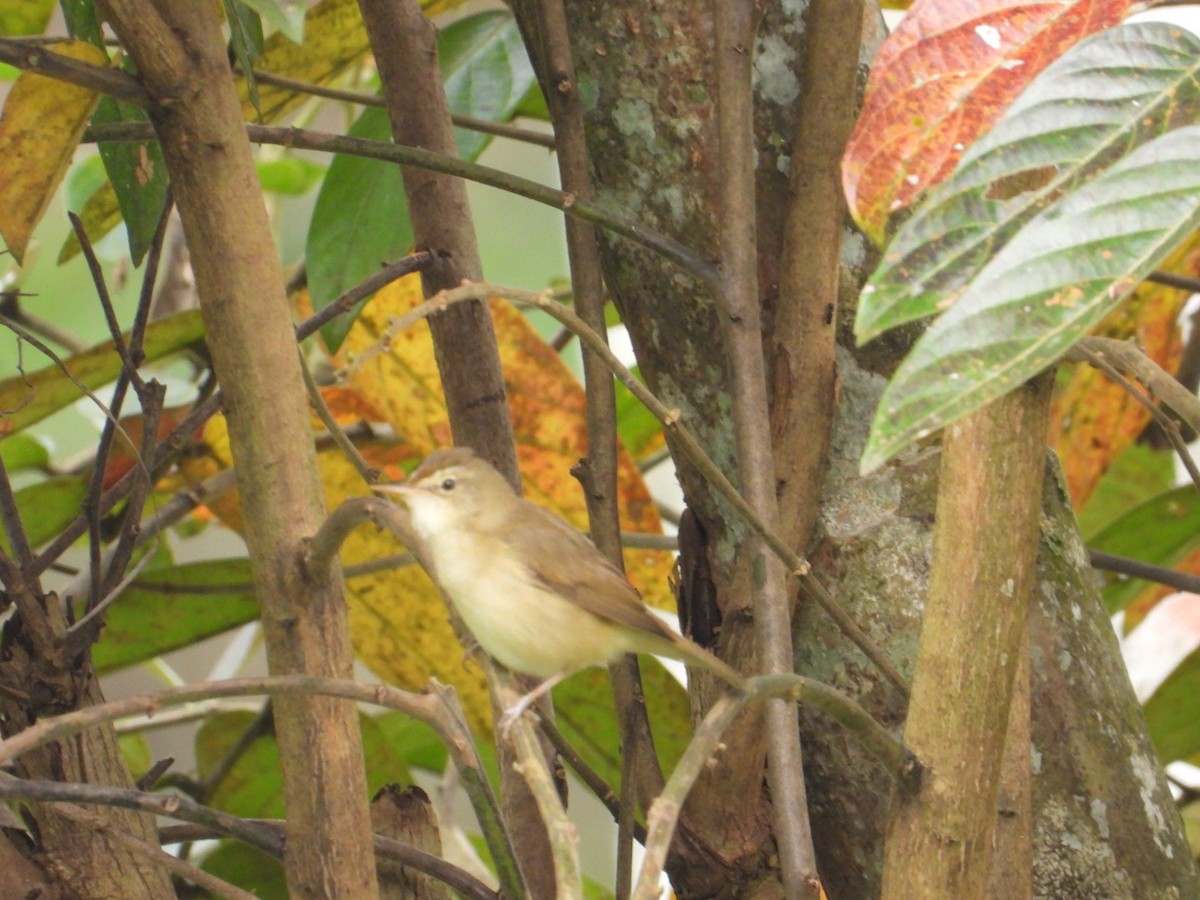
503;500;679;640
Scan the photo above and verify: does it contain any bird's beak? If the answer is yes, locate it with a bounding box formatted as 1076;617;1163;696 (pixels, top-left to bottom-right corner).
371;483;412;500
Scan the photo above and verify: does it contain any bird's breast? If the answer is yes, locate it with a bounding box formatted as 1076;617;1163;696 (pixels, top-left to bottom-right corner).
426;531;624;678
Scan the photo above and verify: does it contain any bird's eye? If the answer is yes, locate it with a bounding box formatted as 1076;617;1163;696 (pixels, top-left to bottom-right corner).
440;478;456;491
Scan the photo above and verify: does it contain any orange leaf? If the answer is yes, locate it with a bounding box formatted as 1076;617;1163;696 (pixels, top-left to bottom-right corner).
1050;232;1200;507
100;405;202;491
843;0;1133;243
0;41;107;262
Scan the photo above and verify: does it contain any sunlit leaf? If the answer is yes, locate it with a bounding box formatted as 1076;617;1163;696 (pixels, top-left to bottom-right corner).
843;0;1133;244
0;41;106;262
0;310;206;436
0;0;54;35
0;433;50;473
256;157;326;194
862;126;1200;473
857;22;1200;343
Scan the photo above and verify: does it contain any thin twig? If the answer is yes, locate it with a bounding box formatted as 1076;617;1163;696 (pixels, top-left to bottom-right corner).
0;454;36;575
537;715;649;844
246;67;557;149
0;673;520;894
500;685;583;897
1088;549;1200;594
196;702;274;802
529;1;662;889
33;252;428;580
712;0;814;892
0;36;147;103
0;293;87;353
299;350;378;482
353;281;909;695
82;121;718;285
1146;270;1200;294
632;674;907;899
1070;341;1200;491
0;775;282;856
0;314;140;463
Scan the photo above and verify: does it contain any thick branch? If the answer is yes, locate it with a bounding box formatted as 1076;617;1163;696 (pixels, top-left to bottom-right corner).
882;375;1054;899
96;3;377;896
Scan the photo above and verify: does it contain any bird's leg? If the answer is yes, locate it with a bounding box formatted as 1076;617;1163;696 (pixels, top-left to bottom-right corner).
498;668;575;737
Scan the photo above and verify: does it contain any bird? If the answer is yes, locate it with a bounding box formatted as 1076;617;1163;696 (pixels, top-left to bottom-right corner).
372;446;745;728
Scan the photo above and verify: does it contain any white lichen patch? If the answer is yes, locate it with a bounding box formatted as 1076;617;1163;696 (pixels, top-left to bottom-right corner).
611;97;657;148
1130;749;1174;856
841;228;866;268
753;33;801;106
1089;798;1110;839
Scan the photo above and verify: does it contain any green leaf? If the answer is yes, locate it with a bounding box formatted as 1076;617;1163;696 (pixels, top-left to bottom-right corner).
60;0;103;44
64;153;108;211
91;559;260;673
1145;643;1200;763
256;157;326;194
201;843;286;900
0;433;50;472
0;309;205;435
92;91;171;265
306;106;410;352
1087;486;1200;615
862;125;1200;473
857;22;1200;344
0;477;86;555
118;732;152;781
1076;442;1175;542
225;0;265;118
551;656;691;793
614;368;662;460
371;712;449;773
306;9;538;352
197;710;410;819
237;0;307;44
0;0;54;35
439;10;538;160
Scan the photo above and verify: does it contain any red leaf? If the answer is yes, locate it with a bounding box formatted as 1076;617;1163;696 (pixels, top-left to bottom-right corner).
843;0;1134;243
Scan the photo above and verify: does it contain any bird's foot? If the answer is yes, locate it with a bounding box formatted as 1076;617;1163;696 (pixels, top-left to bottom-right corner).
497;695;540;737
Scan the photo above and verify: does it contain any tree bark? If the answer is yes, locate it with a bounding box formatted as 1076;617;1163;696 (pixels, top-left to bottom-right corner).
96;3;378;897
882;375;1053;898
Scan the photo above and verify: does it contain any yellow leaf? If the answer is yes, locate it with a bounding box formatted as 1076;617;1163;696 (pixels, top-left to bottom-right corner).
239;0;371;122
57;179;123;264
0;41;107;262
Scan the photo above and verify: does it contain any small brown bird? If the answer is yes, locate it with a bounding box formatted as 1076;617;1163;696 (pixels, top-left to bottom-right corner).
373;447;744;725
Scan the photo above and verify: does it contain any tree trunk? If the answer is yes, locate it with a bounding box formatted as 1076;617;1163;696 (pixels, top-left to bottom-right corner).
525;1;1198;895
